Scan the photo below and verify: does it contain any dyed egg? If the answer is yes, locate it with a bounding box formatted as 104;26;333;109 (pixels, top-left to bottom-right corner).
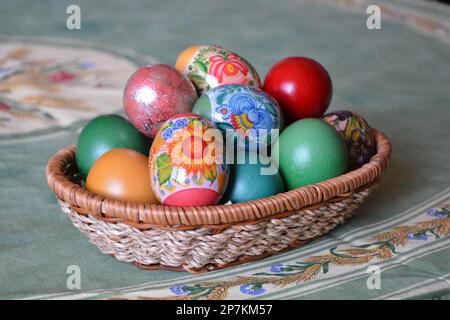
264;57;332;122
322;110;376;170
76;114;150;179
274;118;348;189
192;84;282;149
175;45;261;94
123;64;197;138
223;155;285;203
86;148;158;204
149;113;229;206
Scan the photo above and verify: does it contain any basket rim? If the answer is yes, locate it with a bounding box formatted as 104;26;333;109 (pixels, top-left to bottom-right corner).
46;129;391;228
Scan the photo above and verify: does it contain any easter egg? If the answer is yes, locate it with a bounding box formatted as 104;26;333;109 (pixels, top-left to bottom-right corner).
274;118;347;189
76;114;150;179
149;113;229;206
264;57;332;122
192;84;282;150
224;155;285;203
86;148;158;204
123;64;197;138
322;110;376;170
175;45;261;95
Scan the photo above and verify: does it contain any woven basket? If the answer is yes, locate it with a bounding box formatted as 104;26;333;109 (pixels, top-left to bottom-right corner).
46;129;391;273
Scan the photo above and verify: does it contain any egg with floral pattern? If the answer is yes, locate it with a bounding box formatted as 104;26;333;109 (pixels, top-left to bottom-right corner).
322;110;376;170
175;45;261;95
193;84;282;150
149;113;230;206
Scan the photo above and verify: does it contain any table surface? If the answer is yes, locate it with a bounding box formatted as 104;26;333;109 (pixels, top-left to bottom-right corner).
0;0;449;300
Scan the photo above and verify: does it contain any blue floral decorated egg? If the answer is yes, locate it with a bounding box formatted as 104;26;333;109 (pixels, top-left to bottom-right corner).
322;110;376;170
192;84;282;149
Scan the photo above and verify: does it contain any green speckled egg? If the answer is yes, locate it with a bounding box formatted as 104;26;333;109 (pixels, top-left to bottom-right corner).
223;155;285;203
274;118;348;189
76;114;150;179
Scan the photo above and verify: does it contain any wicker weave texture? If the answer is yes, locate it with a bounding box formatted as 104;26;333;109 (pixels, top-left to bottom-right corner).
58;186;371;271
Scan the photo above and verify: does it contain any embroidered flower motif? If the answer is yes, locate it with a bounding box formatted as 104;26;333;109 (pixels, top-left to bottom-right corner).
80;61;94;69
427;208;448;218
215;104;231;120
270;263;284;273
46;70;77;82
240;284;265;296
0;102;11;111
117;204;450;300
209;52;249;85
407;233;429;240
162;128;173;140
170;285;190;295
0;67;14;79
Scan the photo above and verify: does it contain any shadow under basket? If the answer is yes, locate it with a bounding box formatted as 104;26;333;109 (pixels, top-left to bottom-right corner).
46;129;391;273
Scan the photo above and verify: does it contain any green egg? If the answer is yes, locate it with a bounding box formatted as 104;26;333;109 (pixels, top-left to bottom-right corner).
76;114;150;179
192;94;211;119
274;118;348;189
223;155;285;203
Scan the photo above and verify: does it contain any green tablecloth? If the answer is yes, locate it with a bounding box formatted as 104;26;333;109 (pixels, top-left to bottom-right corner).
0;0;449;300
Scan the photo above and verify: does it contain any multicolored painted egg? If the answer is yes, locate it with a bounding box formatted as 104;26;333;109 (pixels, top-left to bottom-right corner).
123;64;197;138
192;84;282;150
322;110;376;170
76;114;150;179
175;45;261;95
86;148;159;204
149;113;230;206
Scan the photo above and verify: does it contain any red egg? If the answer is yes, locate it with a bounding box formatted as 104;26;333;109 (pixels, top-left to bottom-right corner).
263;57;332;122
123;64;198;138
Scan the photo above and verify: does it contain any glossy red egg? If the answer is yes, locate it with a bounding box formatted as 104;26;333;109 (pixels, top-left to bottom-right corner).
263;57;332;122
123;64;197;138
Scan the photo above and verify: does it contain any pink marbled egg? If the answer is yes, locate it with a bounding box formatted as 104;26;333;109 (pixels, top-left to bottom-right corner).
123;64;197;138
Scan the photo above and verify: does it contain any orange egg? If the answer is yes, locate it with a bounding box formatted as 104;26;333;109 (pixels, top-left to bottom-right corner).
86;148;158;204
175;45;201;72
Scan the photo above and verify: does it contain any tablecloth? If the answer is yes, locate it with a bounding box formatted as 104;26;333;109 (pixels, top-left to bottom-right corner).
0;0;449;300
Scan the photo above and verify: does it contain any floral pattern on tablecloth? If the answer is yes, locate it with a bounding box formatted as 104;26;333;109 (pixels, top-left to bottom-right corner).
0;40;153;140
109;202;450;300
